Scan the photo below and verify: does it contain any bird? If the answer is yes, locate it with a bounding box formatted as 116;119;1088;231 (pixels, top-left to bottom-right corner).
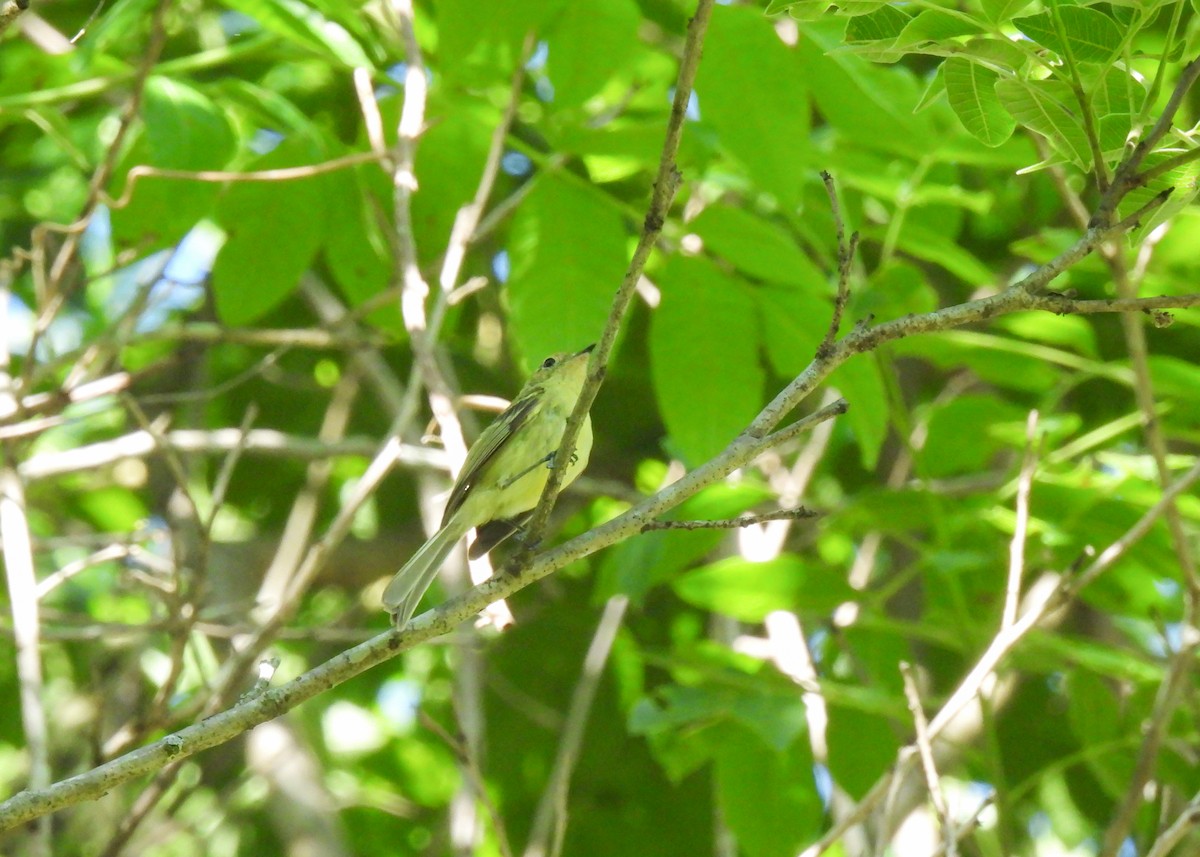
382;345;595;626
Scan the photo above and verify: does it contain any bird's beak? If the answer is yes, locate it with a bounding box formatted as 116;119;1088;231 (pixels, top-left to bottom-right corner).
579;343;596;356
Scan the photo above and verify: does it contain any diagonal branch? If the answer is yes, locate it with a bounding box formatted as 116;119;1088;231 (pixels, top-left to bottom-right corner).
516;0;717;557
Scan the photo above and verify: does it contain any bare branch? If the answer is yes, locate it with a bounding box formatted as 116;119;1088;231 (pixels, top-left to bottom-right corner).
0;464;51;857
19;427;446;481
817;171;858;359
516;0;717;558
1145;792;1200;857
641;507;819;532
1003;411;1040;629
900;662;955;857
1092;54;1200;227
0;0;29;36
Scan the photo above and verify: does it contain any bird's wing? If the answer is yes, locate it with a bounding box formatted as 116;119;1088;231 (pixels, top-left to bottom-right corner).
440;390;541;526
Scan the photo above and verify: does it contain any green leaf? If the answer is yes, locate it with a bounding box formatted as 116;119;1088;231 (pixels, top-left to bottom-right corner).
218;0;373;68
674;555;856;621
826;705;903;799
408;94;494;257
787;1;833;22
1097;112;1133;155
630;682;809;752
758;283;830;379
506;175;625;365
322;167;401;332
554;118;669;183
993;312;1099;358
828;485;947;537
1066;670;1121;748
595;480;772;603
110;77;237;247
881;221;995;284
1020;632;1162;684
77;486;148;532
980;0;1034;24
140;77;236;170
436;0;564;86
915;64;947;113
1120;152;1200;243
651;256;765;464
830;356;888;468
844;5;911;43
895;9;984;48
546;0;641;108
957;36;1029;72
1015;7;1123;63
944;58;1016;146
81;0;159;58
715;726;821;857
994;77;1092;168
831;0;894;15
892;330;1074;393
799;20;931;156
850;261;938;324
211;137;328;325
921;394;1024;477
1092;67;1145;118
830;152;992;215
697;6;810;202
692;206;825;291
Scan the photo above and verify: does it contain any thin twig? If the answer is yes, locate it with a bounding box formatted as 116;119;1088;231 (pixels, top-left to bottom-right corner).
817;171;858;358
0;464;51;857
937;792;994;857
100;151;387;211
514;0;717;560
36;545;132;599
254;370;361;621
386;0;472;528
1051;4;1109;192
19;427;446;481
1145;791;1200;857
1092;54;1200;227
143;323;389;350
2;371;131;423
1136;145;1200;186
206;405;258;532
1003;411;1040;629
900;662;956;857
353;67;389;166
640;507;819;532
420;713;515;857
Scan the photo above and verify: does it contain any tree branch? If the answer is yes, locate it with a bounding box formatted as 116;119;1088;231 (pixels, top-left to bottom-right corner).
515;0;717;557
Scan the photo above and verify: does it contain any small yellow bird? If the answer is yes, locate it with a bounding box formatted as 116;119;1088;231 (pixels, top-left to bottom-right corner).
383;345;595;625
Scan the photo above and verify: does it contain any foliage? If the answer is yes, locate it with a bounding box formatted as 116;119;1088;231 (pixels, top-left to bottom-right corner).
0;0;1199;855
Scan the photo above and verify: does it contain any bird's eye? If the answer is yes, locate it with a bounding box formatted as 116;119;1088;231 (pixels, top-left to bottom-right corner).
541;356;557;369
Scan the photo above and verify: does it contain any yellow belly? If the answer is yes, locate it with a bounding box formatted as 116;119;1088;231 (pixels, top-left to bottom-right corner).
460;414;593;524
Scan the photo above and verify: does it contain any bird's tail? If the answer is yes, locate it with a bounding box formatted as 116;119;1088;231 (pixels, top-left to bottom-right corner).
382;512;470;626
